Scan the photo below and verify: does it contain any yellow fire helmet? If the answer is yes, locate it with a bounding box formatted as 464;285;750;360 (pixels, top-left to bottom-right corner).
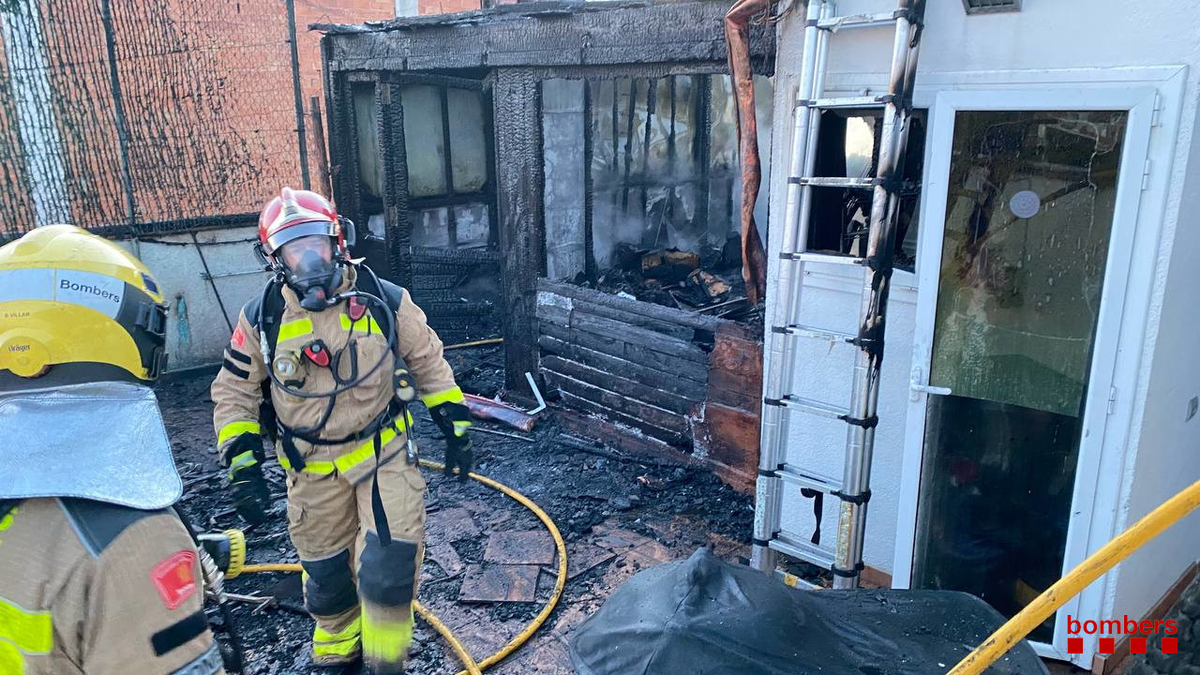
0;225;168;391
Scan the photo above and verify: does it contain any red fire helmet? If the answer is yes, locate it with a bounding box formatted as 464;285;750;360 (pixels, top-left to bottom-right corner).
257;187;345;258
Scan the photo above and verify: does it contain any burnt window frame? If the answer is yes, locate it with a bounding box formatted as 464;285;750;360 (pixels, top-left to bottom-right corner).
389;73;499;252
808;106;928;273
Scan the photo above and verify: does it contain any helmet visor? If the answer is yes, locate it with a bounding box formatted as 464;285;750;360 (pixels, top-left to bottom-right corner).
265;219;335;255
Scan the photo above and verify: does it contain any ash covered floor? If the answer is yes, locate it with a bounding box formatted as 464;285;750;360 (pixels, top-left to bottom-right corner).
157;344;754;675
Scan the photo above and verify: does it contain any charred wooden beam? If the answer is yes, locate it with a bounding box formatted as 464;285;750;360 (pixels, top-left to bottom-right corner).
494;69;544;390
377;81;413;284
320;1;773;73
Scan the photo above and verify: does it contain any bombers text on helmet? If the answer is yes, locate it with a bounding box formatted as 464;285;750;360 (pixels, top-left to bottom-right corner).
0;225;168;391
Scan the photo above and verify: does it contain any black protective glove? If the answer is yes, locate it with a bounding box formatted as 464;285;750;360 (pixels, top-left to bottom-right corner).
430;401;473;481
223;432;272;526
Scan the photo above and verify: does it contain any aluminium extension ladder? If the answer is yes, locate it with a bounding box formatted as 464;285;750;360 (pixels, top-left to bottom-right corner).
752;0;927;589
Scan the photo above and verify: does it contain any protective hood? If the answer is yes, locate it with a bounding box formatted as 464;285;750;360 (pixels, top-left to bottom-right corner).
0;381;182;509
570;548;1049;675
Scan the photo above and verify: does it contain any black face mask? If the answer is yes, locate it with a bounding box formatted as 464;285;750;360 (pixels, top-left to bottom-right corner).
285;249;343;311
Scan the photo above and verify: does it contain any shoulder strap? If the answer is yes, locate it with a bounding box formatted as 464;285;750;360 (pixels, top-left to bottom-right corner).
244;279;286;365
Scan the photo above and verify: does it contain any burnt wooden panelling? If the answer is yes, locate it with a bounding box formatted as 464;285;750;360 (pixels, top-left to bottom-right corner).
536;280;764;492
494;69;544;389
541;355;694;416
537;334;707;400
539;322;707;384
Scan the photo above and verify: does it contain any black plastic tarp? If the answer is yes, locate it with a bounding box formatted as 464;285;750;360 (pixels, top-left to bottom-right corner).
569;548;1049;675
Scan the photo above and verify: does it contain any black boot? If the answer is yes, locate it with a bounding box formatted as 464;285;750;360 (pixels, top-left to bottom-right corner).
307;658;362;674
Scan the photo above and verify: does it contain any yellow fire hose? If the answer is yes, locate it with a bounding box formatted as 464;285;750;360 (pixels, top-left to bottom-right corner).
948;478;1200;675
240;458;567;675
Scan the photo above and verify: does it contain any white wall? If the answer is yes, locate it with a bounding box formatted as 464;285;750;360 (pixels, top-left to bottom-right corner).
767;0;1200;656
118;227;271;370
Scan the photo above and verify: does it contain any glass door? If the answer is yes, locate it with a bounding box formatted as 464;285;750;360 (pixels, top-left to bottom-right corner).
895;87;1157;657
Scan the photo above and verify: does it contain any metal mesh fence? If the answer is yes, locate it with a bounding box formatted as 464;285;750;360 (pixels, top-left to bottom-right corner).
0;0;304;240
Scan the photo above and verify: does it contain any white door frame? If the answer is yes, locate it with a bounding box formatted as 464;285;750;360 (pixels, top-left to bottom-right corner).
891;86;1158;662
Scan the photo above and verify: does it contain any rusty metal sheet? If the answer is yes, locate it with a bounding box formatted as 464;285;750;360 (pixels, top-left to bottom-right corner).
483;530;555;566
459;564;541;603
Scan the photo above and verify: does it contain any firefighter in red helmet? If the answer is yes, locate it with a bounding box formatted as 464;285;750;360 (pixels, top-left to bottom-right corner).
210;188;473;673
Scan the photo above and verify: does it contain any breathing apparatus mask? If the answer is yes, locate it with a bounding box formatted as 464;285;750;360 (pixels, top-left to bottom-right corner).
277;234;342;311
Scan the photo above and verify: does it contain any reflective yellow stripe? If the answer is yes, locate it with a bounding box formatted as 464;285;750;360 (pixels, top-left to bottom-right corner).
276;449;335;475
277;411;415;476
333;417;409;475
340;314;383;336
0;596;52;656
313;617;361;658
228;451;258;480
0;641;26;675
277;318;314;343
452;420;471;437
361;606;413;664
421;386;465;409
218;421;261;447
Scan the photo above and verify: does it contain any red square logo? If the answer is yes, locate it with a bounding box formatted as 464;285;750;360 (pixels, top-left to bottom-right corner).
1098;637;1115;654
151;550;198;610
1067;637;1084;654
231;324;246;347
1130;638;1147;655
1162;638;1178;655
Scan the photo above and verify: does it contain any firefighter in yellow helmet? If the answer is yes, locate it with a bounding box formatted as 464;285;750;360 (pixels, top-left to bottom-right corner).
210;188;473;673
0;225;224;675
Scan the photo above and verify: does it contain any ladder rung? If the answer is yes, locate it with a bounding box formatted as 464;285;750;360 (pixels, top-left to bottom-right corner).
776;323;856;343
770;533;835;570
779;251;865;267
801;95;891;110
792;176;876;189
777;465;842;495
817;11;904;30
772;395;850;420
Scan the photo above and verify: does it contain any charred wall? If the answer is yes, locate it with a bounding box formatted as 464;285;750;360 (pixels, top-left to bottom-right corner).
320;0;774;385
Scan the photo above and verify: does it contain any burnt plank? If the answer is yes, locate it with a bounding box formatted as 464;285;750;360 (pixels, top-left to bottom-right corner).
538;334;707;399
543;370;688;437
556;389;687;447
534;299;571;328
542;355;694;415
536;289;696;341
569;312;707;363
539;279;724;332
539;322;707;385
494;69;543;389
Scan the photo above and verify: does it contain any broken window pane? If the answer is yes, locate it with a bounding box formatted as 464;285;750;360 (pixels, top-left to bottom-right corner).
412;207;451;248
543;79;588;280
585;73;772;271
352;83;383;199
453;202;490;248
807;109;926;271
401;84;447;197
448;88;487;193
